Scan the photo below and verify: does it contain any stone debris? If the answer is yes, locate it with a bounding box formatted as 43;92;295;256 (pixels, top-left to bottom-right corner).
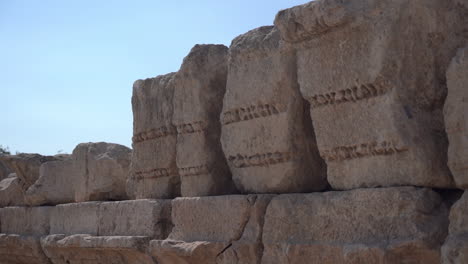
221;26;326;193
173;44;236;197
445;47;468;189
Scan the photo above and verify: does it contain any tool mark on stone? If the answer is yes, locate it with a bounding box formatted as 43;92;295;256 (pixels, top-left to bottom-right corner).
178;164;210;177
132;167;178;180
132;125;177;143
321;140;409;162
222;103;287;125
306;81;392;109
175;121;208;135
228;151;297;168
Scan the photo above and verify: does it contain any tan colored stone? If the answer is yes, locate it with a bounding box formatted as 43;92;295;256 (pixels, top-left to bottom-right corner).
0;174;26;207
0;234;51;264
173;44;236;197
442;192;468;264
274;0;463;189
261;187;448;264
150;195;273;264
445;47;468;189
50;202;100;236
0;206;53;236
41;235;154;264
128;73;180;199
73;142;131;202
221;26;326;193
0;159;11;181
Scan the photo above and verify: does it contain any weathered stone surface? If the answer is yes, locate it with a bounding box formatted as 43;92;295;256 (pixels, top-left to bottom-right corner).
445;47;468;189
0;154;58;190
41;235;154;264
0;174;26;207
262;187;448;264
221;26;326;193
0;158;12;181
442;192;468;264
0;206;53;236
173;44;236;197
50;202;100;236
73;142;131;202
274;0;462;189
0;234;51;264
128;73;180;199
150;195;273;264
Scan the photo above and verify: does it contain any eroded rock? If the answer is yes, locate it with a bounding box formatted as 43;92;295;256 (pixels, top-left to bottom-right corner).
442;192;468;264
274;0;461;189
221;26;326;193
0;173;26;207
0;234;52;264
262;187;448;264
445;47;468;189
128;73;180;199
0;206;53;236
173;44;236;197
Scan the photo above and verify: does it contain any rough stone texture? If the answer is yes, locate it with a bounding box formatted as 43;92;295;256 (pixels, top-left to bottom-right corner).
442;192;468;264
128;73;180;199
0;173;26;207
173;44;236;197
445;47;468;189
262;187;448;264
73;142;131;202
0;206;53;236
41;235;154;264
0;234;52;264
0;154;58;190
0;158;12;181
50;202;101;236
273;0;467;189
150;195;273;264
221;26;326;193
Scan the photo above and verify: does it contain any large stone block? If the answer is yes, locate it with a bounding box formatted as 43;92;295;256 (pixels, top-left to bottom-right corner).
150;195;273;264
445;47;468;189
221;26;326;193
0;159;11;182
442;192;468;264
0;174;26;207
173;44;236;197
274;0;465;189
0;206;53;236
41;235;154;264
0;234;51;264
262;187;448;264
50;202;101;236
128;73;180;199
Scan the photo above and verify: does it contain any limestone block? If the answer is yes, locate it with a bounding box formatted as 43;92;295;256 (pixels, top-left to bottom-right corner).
73;142;131;202
0;154;58;190
98;199;172;237
173;44;236;197
0;174;26;207
41;234;154;264
0;159;11;181
50;202;101;236
25;159;76;206
0;234;51;264
274;0;460;189
129;73;180;199
150;195;273;264
442;192;468;264
221;26;326;193
0;206;53;236
445;47;468;189
262;187;448;264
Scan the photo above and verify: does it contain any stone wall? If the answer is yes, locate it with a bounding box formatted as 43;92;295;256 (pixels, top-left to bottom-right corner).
1;0;468;263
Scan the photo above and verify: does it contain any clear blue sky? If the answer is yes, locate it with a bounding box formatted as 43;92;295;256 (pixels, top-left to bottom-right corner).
1;0;308;155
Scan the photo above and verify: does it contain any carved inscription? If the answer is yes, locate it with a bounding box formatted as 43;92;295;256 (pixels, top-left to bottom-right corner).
175;121;208;135
178;164;210;177
306;81;393;109
133;125;177;143
222;103;287;125
321;140;409;162
228;151;297;168
133;167;178;180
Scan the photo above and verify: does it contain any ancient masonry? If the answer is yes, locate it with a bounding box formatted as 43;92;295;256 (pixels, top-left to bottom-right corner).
1;0;468;263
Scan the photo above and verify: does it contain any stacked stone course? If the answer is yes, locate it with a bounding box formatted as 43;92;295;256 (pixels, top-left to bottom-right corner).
0;0;467;263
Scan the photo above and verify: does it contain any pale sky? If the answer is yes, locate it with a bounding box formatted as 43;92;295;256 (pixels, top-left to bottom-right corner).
1;0;309;155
